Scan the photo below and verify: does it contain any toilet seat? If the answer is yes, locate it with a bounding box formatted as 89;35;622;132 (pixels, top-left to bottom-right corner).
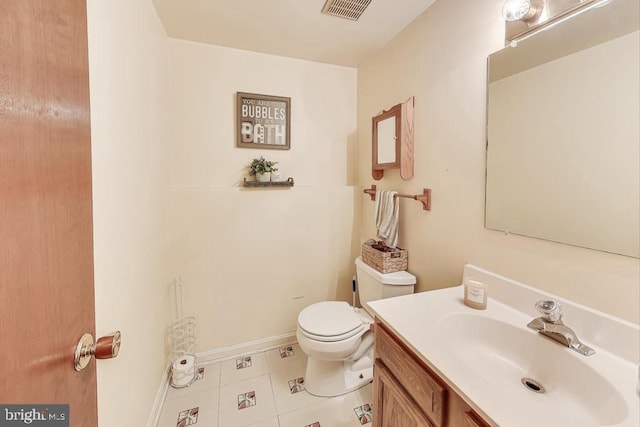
297;301;366;342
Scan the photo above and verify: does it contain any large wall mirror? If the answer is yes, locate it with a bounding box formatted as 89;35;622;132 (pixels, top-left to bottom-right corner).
486;0;639;257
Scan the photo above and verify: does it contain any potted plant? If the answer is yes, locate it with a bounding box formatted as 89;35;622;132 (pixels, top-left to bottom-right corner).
248;156;278;182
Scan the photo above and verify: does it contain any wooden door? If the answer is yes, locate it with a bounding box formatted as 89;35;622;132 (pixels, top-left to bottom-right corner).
373;361;434;427
0;0;97;425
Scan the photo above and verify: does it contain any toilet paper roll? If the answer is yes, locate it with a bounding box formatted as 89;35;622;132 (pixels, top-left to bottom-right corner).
171;354;196;388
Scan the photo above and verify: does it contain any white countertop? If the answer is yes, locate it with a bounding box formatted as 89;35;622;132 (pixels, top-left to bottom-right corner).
368;264;640;427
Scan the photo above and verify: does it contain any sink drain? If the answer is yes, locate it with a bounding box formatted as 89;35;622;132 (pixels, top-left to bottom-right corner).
521;377;545;394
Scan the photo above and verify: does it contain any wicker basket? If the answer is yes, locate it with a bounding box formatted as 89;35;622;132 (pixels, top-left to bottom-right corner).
361;243;408;273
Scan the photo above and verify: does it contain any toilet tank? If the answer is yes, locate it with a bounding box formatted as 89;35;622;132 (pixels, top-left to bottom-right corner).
355;256;416;315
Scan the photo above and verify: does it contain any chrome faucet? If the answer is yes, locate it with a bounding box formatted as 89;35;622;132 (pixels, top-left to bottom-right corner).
527;300;595;356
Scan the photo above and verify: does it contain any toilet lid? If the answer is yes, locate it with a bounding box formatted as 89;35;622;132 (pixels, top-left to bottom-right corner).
298;301;364;338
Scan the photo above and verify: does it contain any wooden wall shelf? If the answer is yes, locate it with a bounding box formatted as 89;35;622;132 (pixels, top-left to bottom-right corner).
364;184;431;211
243;177;294;188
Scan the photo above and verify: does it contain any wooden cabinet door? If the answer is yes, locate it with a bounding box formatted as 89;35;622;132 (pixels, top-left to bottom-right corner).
373;361;434;427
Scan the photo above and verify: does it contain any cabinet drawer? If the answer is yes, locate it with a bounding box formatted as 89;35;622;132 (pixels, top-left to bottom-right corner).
375;321;446;427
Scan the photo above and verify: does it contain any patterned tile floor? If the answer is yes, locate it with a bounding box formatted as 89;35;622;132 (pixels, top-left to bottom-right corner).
157;344;374;427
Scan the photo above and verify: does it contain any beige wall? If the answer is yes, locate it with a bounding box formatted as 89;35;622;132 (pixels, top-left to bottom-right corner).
358;0;639;323
87;0;172;425
167;39;360;350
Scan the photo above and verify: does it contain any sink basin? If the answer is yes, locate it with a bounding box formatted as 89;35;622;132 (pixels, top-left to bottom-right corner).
438;312;628;426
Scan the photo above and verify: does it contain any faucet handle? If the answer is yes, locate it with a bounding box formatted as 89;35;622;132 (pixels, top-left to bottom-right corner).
535;300;562;323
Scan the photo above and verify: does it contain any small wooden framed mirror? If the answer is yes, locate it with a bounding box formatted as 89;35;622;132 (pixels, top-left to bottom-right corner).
371;97;414;180
372;104;401;178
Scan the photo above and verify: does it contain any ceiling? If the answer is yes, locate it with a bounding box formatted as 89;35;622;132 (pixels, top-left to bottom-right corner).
152;0;437;67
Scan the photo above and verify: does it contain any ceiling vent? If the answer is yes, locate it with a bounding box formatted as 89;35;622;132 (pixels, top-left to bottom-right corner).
321;0;373;21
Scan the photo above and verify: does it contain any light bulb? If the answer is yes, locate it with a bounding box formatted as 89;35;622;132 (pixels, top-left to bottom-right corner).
502;0;537;22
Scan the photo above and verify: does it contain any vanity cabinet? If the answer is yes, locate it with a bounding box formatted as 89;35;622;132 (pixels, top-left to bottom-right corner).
373;321;491;427
374;361;434;426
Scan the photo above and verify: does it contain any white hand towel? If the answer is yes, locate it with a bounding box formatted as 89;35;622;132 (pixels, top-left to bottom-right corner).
374;190;399;247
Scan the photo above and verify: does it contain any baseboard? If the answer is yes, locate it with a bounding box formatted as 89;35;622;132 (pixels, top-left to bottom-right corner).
146;363;171;427
146;332;297;426
196;332;297;364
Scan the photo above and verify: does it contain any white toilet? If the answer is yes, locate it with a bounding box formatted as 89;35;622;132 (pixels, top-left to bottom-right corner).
296;256;416;397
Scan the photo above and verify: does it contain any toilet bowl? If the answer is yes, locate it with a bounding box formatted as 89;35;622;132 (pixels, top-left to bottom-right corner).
296;256;416;397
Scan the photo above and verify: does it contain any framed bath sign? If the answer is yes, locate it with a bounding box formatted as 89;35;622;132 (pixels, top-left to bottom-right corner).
236;92;291;150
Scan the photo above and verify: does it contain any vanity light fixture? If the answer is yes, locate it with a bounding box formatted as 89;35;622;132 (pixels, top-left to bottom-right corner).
505;0;615;46
502;0;538;22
